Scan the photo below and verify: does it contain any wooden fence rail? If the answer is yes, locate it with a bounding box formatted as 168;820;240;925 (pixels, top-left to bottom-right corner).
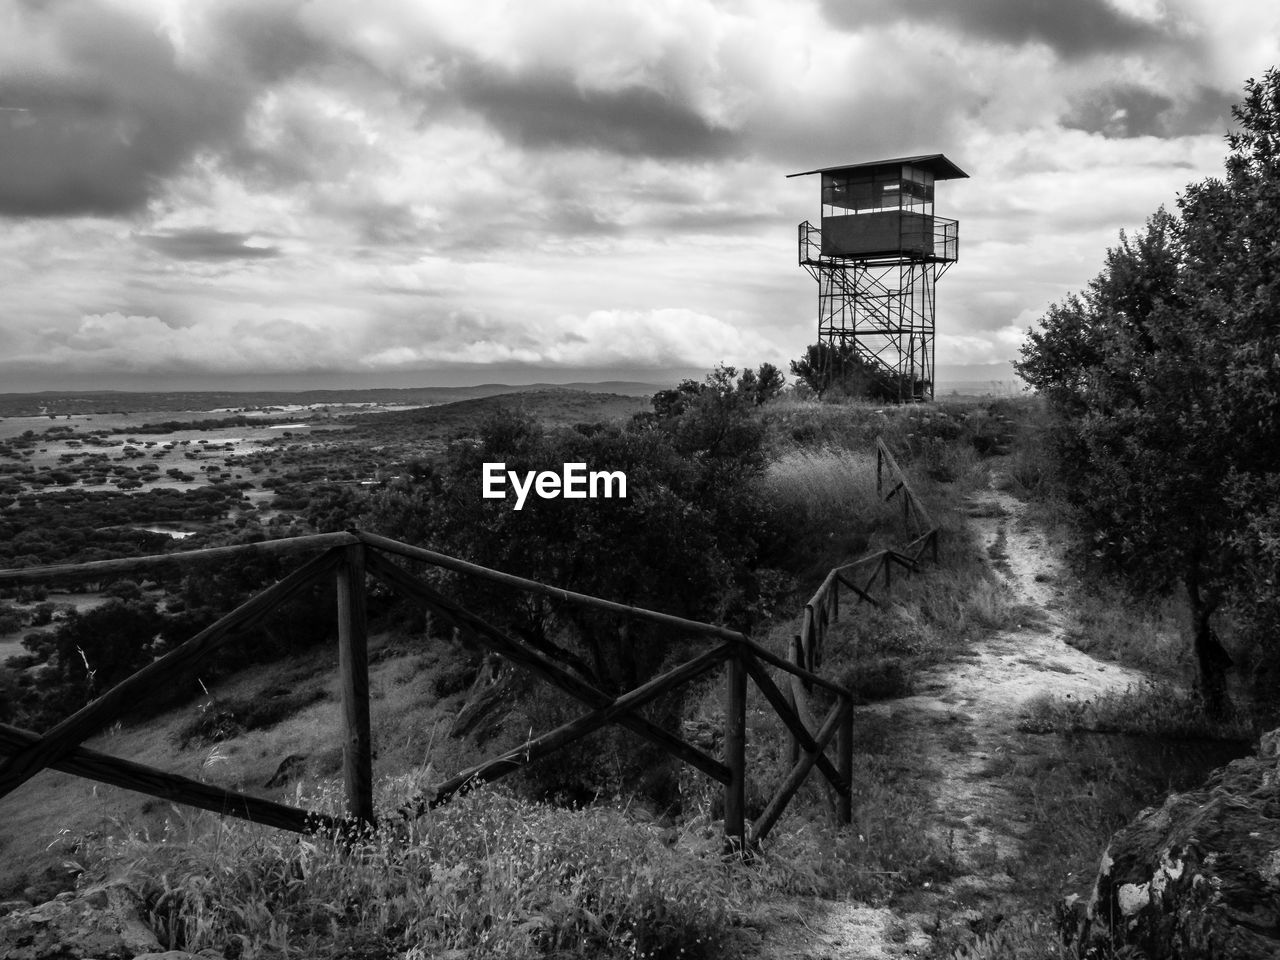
0;435;934;855
787;436;941;767
0;535;855;853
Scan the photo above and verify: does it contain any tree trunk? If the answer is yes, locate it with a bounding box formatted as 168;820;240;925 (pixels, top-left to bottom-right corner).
1187;578;1232;719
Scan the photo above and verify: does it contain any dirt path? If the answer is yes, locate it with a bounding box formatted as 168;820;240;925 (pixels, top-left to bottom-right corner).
752;480;1149;958
878;485;1148;870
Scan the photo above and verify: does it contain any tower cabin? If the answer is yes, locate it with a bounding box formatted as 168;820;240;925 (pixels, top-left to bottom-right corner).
789;154;968;261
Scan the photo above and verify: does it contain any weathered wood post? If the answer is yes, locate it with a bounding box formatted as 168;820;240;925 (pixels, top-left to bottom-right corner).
336;543;374;826
836;695;853;825
801;605;815;672
724;650;747;855
788;635;803;767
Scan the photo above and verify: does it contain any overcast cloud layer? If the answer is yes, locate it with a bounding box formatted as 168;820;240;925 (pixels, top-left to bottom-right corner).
1;0;1276;391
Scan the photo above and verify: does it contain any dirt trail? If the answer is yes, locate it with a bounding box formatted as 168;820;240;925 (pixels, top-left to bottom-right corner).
753;479;1149;958
876;484;1149;871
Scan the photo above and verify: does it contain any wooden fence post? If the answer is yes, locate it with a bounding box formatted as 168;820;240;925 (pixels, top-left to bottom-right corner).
788;635;803;767
800;606;814;672
836;697;853;825
724;651;747;855
336;543;374;826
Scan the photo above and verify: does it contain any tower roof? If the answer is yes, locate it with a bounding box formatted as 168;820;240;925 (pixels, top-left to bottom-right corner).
786;154;968;180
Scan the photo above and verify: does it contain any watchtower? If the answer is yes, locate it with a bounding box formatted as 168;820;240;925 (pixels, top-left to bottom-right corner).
789;154;967;402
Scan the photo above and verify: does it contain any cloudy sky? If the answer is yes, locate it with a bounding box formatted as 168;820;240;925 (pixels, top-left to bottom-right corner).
1;0;1276;392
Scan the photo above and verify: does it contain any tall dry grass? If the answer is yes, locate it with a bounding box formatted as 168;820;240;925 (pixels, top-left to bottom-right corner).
90;777;749;960
757;447;910;589
761;447;892;527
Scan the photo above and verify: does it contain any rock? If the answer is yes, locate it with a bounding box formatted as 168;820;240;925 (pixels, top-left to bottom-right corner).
263;752;307;788
21;862;81;905
1075;737;1280;958
0;882;161;959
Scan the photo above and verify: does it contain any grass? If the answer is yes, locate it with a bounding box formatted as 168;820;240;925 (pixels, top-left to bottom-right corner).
86;779;749;960
819;542;1033;703
751;751;961;904
1060;583;1191;682
757;446;904;585
0;634;475;899
1016;681;1258;741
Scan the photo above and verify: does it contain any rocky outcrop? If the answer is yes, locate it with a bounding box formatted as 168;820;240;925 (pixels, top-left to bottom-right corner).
0;883;163;959
0;883;231;960
1072;730;1280;958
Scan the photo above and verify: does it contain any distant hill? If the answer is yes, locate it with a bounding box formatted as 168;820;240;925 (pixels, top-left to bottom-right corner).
0;382;664;418
333;388;651;444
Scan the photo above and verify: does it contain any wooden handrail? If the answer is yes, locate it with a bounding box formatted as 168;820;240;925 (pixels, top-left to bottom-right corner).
355;530;748;644
876;436;936;532
0;532;360;586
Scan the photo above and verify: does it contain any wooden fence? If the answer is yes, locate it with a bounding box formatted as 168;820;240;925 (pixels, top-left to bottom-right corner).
786;437;941;762
0;532;853;853
0;435;935;854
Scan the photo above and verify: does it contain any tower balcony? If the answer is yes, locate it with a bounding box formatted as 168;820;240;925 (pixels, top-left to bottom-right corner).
799;214;958;266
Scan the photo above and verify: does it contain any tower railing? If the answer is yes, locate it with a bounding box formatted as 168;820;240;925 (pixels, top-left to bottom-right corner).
798;217;958;266
930;216;959;263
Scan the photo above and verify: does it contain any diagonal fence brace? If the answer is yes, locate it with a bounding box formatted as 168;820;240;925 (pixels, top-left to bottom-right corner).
737;652;849;797
752;697;849;844
399;642;734;818
0;722;333;834
0;548;343;802
363;550;731;786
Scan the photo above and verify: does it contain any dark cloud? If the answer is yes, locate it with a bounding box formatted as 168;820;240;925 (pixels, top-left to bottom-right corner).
0;1;358;218
137;229;282;261
212;3;343;83
819;0;1174;59
1063;82;1236;138
449;61;740;159
0;4;255;217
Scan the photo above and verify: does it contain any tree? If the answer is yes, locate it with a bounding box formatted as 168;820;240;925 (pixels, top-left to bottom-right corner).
790;342;845;399
752;362;786;405
1180;69;1280;688
789;342;899;401
1016;69;1280;717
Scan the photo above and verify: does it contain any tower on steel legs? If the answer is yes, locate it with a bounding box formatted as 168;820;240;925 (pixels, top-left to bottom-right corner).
789;154;967;402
